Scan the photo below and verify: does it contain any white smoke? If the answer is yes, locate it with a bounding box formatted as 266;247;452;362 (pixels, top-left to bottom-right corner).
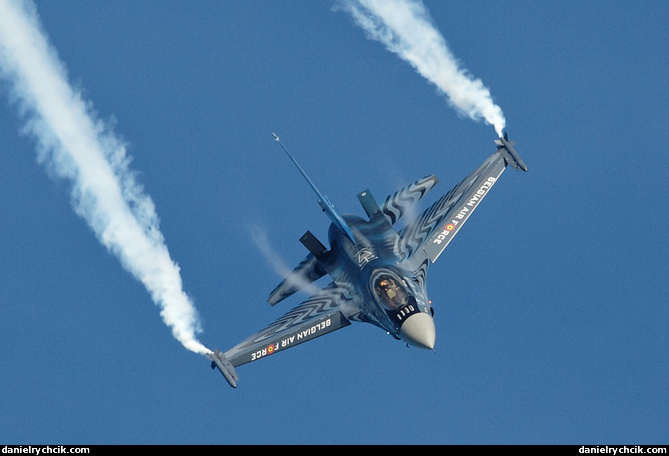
0;0;210;355
338;0;506;137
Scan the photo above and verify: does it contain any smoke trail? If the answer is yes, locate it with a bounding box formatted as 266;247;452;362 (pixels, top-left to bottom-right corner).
338;0;506;137
0;0;210;355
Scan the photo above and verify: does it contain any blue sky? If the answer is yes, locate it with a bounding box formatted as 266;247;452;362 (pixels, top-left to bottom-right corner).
1;0;667;444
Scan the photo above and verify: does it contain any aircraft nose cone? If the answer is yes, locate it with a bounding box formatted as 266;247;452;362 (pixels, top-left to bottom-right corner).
399;312;436;350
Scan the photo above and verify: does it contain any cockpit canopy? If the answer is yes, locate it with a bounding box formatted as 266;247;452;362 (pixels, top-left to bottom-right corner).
371;269;415;310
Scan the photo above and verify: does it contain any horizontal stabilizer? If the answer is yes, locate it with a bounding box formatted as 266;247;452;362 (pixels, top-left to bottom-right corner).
267;253;327;306
381;175;439;225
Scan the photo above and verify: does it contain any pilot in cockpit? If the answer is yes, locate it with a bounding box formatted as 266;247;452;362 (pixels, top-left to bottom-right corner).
375;276;409;309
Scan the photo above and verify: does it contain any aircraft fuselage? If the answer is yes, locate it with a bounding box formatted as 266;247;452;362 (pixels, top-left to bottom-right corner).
322;213;436;349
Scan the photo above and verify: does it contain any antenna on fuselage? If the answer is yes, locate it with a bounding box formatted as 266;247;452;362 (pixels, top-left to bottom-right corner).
272;133;356;244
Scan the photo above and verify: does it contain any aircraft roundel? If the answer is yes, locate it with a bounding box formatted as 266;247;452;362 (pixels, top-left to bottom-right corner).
267;344;275;354
446;223;455;231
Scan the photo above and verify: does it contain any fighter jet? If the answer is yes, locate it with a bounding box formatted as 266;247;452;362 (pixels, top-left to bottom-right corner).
208;134;527;387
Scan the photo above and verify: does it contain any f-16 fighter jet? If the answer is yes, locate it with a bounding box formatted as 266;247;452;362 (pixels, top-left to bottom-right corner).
208;133;527;387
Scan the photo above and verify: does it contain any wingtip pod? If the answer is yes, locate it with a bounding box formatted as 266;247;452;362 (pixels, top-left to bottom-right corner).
206;350;239;388
495;133;528;172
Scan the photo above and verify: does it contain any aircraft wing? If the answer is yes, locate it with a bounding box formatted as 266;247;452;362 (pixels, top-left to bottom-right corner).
222;283;354;370
397;150;508;264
